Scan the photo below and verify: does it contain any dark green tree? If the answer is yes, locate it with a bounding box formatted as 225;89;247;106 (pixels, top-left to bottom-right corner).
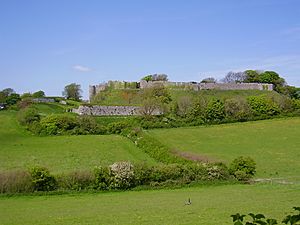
32;90;45;98
63;83;82;101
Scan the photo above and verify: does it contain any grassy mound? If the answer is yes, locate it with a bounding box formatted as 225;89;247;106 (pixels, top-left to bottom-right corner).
149;117;300;179
0;111;156;173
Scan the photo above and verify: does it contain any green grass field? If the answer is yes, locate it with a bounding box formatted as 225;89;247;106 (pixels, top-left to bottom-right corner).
1;109;299;224
149;117;300;180
0;184;299;225
0;111;156;173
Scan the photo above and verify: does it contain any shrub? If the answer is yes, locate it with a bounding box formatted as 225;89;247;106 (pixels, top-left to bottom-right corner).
109;161;135;189
206;162;230;180
94;166;111;190
224;98;251;121
247;95;280;117
76;116;107;135
107;121;130;134
17;98;33;109
229;156;256;181
17;107;40;126
205;99;225;122
39;114;78;135
0;170;33;193
58;170;94;191
29;166;57;191
133;163;153;186
150;164;185;182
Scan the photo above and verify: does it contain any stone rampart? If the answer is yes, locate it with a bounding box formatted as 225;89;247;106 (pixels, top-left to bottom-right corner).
73;105;140;116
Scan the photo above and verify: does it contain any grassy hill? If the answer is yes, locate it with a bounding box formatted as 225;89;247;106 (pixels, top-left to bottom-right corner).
0;111;156;173
91;89;282;106
149;117;300;180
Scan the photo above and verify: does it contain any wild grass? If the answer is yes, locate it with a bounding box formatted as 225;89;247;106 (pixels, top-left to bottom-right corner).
0;111;156;173
149;117;300;179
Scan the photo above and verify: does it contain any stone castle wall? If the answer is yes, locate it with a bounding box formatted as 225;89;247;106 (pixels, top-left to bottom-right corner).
89;80;273;101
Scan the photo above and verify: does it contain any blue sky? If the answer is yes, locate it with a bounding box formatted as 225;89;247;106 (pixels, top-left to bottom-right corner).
1;0;300;99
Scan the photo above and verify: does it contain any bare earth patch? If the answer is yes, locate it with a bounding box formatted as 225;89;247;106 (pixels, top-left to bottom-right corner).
172;149;219;163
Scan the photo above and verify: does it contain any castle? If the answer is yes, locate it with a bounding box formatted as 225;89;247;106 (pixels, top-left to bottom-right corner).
89;80;273;101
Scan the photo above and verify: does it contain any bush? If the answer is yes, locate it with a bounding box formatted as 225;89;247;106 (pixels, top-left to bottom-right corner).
0;170;33;193
225;98;251;121
247;95;280;117
109;161;135;189
133;163;153;186
107;121;130;134
206;162;230;180
94;166;111;190
29;166;57;191
229;156;256;181
57;170;94;191
205;99;225;122
17;107;40;126
39;114;78;135
76;116;107;135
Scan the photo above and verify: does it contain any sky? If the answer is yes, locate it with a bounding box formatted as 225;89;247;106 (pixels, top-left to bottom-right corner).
0;0;300;99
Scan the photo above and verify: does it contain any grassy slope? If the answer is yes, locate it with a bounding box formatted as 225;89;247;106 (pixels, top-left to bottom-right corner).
0;184;299;225
0;111;156;173
149;117;300;179
92;89;281;106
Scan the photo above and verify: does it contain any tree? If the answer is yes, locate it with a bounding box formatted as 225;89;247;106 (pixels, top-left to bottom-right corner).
63;83;82;101
2;88;15;97
244;70;260;83
32;90;45;98
222;71;246;83
200;77;217;83
141;74;168;82
5;93;21;105
139;84;171;116
259;71;286;92
21;92;32;99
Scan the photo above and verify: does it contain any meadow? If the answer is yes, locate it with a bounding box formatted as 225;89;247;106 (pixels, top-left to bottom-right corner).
150;117;300;180
0;107;300;224
0;111;156;173
0;184;299;225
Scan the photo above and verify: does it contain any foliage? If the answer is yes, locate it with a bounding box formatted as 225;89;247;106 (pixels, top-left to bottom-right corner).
109;161;135;189
176;96;193;117
140;84;171;116
21;92;32;99
201;77;217;83
205;99;225;122
141;74;168;81
222;71;246;83
244;70;286;93
76;115;107;134
94;166;111;190
32;90;45;98
29;166;56;191
231;207;300;225
5;93;21;105
17;107;40;126
0;170;33;193
17;98;33;109
63;83;82;101
58;170;94;191
39;114;78;135
229;156;256;181
247;95;281;116
225;98;251;121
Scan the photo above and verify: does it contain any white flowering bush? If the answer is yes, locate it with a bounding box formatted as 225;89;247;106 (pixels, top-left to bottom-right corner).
109;161;135;189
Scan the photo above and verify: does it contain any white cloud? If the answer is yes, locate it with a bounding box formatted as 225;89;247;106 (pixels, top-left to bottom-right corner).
73;65;92;72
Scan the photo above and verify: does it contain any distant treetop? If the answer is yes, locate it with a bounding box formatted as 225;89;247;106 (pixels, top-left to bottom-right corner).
141;74;168;82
